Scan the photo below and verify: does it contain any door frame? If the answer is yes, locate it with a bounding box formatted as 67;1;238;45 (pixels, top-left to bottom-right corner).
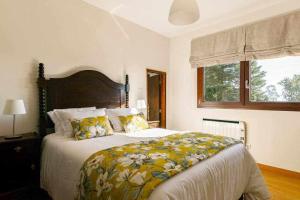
146;69;167;128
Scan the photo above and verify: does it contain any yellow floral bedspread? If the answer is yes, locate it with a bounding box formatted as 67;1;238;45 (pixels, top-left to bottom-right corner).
77;132;240;200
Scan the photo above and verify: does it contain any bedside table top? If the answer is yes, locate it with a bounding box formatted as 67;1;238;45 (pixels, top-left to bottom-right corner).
148;120;160;123
0;132;39;144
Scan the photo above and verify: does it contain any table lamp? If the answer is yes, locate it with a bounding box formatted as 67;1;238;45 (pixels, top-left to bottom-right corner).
3;99;26;139
136;99;147;117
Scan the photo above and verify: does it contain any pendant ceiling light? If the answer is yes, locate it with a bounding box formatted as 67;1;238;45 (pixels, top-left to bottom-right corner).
168;0;200;25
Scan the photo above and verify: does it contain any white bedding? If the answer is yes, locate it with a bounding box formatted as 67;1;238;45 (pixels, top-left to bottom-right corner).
41;128;270;200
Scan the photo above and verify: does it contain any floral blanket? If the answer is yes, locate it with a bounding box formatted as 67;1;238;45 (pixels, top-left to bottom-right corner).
77;132;240;200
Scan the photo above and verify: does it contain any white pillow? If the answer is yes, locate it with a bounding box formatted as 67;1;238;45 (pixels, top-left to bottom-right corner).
47;107;96;133
56;108;106;137
106;108;138;132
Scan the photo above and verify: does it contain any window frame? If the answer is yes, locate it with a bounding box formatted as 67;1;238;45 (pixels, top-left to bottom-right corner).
197;62;246;109
197;61;300;111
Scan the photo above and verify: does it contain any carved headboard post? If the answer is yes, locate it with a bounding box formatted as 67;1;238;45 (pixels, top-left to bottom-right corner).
38;63;47;136
125;74;130;108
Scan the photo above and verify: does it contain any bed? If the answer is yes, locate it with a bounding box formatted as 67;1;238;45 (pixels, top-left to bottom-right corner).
37;63;270;200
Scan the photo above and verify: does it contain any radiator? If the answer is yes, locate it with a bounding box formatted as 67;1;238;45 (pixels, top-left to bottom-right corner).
201;118;247;145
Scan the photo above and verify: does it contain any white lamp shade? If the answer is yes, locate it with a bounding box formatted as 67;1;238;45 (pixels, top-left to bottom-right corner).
169;0;200;25
136;99;147;110
4;99;26;115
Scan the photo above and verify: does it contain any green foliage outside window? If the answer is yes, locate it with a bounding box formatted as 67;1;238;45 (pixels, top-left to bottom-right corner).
250;60;300;102
279;75;300;102
204;63;240;102
204;60;300;103
249;61;268;101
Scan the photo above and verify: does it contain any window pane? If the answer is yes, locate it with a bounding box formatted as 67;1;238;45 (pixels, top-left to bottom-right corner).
204;63;240;102
250;56;300;102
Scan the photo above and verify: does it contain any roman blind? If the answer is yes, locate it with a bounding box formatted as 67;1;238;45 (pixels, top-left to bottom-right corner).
190;10;300;68
189;27;246;68
245;11;300;60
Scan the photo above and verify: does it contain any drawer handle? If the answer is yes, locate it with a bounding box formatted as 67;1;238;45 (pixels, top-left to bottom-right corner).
14;146;23;153
31;164;36;171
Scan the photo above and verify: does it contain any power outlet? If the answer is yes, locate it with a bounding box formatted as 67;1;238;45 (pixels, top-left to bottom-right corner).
246;144;252;150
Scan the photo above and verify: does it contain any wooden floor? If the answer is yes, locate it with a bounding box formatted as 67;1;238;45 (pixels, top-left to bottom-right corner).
260;168;300;200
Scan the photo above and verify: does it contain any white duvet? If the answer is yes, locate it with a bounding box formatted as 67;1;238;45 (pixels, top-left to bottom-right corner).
41;128;270;200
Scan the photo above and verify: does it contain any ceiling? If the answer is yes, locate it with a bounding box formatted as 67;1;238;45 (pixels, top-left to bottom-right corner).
82;0;300;37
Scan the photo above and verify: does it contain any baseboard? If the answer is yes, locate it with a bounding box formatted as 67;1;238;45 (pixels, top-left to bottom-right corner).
258;163;300;179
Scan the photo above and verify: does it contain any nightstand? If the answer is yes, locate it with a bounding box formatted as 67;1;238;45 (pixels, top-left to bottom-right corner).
0;132;41;198
148;120;160;128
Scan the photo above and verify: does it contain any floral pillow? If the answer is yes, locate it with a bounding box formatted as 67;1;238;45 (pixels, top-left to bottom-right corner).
71;116;113;140
119;114;149;133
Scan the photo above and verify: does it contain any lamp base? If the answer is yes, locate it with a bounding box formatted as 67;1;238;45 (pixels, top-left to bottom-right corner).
4;135;23;140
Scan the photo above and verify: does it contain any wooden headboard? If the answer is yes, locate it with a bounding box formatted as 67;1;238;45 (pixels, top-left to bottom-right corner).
37;63;129;136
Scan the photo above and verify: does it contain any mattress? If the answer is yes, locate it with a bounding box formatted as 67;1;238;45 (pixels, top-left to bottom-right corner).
41;128;270;200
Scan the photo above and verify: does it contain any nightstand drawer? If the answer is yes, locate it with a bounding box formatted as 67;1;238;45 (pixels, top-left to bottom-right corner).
0;159;38;178
0;140;38;158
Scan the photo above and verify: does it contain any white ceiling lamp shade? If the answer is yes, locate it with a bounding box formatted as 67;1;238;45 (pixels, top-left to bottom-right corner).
168;0;200;26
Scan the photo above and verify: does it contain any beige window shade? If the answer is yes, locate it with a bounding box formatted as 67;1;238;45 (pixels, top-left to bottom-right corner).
245;11;300;60
190;10;300;68
190;27;246;68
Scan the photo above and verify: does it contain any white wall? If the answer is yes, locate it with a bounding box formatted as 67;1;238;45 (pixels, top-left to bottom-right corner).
0;0;169;136
168;6;300;172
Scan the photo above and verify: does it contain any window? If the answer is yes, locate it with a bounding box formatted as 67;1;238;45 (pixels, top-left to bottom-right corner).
249;57;300;103
204;63;240;102
197;56;300;111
